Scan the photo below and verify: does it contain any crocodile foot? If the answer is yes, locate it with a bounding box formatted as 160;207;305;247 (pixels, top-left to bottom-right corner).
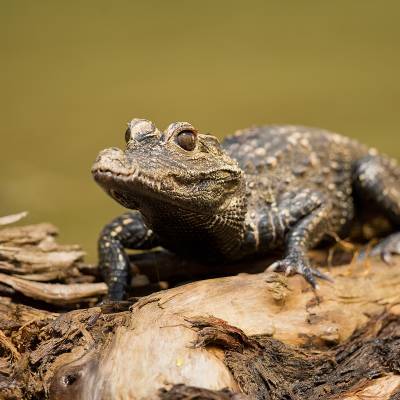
368;232;400;265
266;252;333;289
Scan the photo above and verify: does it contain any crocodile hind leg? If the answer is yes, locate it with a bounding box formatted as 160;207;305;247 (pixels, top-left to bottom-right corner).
354;154;400;263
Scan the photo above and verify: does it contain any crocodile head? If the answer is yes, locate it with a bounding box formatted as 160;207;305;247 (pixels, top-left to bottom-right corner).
92;119;245;220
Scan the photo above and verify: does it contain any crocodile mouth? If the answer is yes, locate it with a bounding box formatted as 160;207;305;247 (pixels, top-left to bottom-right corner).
92;147;240;212
92;165;236;218
92;166;166;195
92;165;168;211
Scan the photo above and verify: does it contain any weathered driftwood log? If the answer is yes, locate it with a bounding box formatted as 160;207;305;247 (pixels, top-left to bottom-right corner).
0;214;400;399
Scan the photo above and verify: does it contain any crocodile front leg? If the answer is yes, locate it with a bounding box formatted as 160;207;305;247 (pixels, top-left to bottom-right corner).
98;211;158;300
266;193;334;288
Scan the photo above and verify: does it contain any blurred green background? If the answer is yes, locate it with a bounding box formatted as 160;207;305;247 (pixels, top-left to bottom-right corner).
1;0;399;261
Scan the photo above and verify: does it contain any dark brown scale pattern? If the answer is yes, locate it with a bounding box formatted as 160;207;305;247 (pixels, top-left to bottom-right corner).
223;126;368;257
94;120;400;299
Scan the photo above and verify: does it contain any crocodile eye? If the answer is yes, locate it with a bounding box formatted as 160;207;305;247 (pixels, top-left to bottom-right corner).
176;130;196;151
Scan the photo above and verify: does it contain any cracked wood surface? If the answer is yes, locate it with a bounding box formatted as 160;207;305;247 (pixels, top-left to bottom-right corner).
0;214;399;399
80;260;400;399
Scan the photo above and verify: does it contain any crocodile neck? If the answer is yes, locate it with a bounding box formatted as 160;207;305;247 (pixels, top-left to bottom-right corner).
139;193;248;261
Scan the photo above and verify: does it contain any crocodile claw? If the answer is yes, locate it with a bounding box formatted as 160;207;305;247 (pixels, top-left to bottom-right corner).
266;254;333;289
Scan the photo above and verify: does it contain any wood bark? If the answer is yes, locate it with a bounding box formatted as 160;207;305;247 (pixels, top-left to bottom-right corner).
0;213;399;399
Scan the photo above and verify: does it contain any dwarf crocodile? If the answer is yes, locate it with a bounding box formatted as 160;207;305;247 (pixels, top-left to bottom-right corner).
92;119;400;300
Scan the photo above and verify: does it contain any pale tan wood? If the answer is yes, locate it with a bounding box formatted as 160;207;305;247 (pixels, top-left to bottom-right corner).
88;259;400;399
0;213;399;399
0;272;107;304
342;375;400;400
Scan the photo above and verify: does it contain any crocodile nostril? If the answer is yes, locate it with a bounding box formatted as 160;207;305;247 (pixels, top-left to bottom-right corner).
125;127;131;143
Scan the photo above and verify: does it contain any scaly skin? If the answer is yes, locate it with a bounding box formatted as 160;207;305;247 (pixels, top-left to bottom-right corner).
92;119;400;300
